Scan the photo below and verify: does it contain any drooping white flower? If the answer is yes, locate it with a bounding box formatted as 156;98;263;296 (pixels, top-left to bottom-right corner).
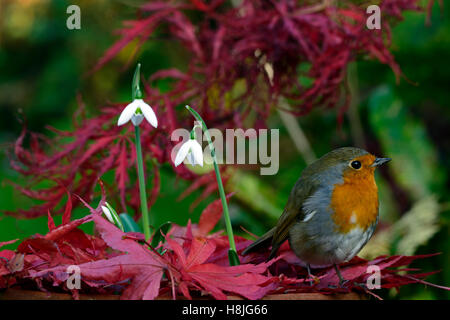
174;138;204;167
117;99;158;128
101;202;124;231
101;205;115;224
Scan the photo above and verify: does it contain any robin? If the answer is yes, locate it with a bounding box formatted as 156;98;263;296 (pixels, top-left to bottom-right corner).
243;147;391;285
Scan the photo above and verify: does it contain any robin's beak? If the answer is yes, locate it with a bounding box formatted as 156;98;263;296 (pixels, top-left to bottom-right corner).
371;157;391;167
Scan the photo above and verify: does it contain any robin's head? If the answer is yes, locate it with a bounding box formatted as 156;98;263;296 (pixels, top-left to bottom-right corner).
342;151;391;183
302;147;391;183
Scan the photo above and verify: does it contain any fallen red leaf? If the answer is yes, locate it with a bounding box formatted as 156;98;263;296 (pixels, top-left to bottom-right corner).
164;235;276;300
2;198;449;299
30;215;167;299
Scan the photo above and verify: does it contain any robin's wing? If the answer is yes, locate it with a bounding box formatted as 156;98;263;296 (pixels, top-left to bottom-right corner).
269;178;317;259
242;177;317;259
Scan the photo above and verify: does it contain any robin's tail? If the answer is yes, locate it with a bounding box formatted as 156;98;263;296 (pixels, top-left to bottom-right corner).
242;227;276;256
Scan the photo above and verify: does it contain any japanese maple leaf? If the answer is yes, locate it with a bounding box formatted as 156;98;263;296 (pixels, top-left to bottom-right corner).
0;240;19;288
31;215;167;300
170;197;228;244
165;236;276;300
17;192;103;271
313;254;443;291
1;194;106;291
166;196;254;266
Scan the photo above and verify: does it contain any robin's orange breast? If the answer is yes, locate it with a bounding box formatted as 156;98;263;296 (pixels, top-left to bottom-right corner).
330;169;379;234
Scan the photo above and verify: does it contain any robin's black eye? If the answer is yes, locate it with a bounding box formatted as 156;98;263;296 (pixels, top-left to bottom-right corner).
350;160;362;170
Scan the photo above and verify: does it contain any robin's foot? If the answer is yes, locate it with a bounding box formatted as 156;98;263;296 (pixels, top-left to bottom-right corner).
329;280;368;290
339;279;349;287
328;280;350;289
332;264;349;288
306;275;320;286
353;282;368;289
305;264;320;286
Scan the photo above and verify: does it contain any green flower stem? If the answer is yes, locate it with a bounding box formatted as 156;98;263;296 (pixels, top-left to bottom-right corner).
185;105;240;266
134;125;152;241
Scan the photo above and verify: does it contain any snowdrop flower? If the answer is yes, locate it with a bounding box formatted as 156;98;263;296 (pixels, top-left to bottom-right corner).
174;138;204;167
117;99;158;128
101;202;124;231
101;205;115;224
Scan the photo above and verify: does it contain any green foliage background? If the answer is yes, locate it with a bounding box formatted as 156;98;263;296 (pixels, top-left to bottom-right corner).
0;0;449;299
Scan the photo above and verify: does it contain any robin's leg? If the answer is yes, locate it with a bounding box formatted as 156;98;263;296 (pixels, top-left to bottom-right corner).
334;264;349;287
306;264;320;286
306;264;314;286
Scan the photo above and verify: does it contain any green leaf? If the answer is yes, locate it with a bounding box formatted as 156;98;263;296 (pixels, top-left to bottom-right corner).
119;213;142;233
151;221;172;248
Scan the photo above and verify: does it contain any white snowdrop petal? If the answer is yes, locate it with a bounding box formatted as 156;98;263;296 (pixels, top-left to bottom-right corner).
101;206;115;224
139;100;158;128
186;151;196;166
117;100;139;126
174;141;191;167
190;140;203;166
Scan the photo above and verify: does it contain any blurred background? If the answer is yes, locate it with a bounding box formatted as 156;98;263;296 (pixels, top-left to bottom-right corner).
0;0;449;299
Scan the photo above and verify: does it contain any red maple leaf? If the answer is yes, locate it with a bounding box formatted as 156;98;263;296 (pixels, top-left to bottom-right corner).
243;242;450;298
0;240;19;287
2;195;450;299
164;234;276;300
31;214;167;300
